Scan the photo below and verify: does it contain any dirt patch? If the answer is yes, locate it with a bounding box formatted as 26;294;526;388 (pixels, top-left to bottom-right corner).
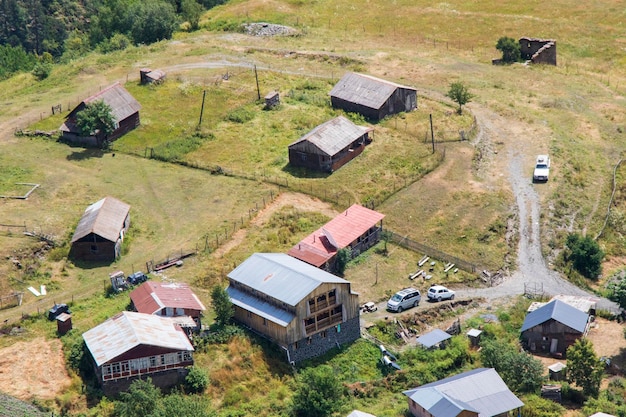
0;337;72;400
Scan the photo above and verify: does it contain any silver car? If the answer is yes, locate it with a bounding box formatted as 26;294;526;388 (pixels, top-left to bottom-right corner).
387;288;421;312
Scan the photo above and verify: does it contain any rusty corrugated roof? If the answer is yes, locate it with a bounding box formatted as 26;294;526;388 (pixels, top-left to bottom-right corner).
82;311;193;366
288;204;385;267
130;281;206;315
83;82;141;123
288;116;372;156
70;196;130;243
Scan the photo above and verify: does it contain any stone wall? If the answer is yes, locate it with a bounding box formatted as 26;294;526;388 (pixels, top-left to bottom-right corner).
286;316;361;363
101;368;189;397
519;37;557;66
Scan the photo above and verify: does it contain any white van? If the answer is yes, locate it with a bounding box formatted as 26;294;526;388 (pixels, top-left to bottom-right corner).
386;288;421;313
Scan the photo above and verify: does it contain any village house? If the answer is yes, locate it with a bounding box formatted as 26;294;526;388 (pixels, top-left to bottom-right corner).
226;253;360;363
82;311;194;396
330;72;417;121
288;116;373;173
69;196;130;262
130;281;206;330
60;82;141;147
520;299;591;357
288;203;385;272
403;368;524;417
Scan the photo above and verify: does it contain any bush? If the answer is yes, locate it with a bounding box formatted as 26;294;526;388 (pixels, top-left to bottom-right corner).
496;36;521;63
185;366;209;394
32;62;53;80
565;233;604;279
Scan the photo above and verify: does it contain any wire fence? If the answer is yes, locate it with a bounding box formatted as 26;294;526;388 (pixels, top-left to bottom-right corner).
388;231;480;274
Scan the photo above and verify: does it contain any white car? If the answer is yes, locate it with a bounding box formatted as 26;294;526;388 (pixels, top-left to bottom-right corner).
427;285;455;302
533;155;550;182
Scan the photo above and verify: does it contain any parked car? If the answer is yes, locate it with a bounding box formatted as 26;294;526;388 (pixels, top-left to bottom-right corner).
387;287;421;312
127;271;148;285
427;285;455;302
48;303;71;321
533;154;550;182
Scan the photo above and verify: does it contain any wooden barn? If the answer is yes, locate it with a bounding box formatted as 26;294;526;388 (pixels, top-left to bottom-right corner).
226;253;361;364
70;196;130;262
288;204;384;272
520;299;590;357
288;116;373;173
82;311;194;396
330;72;417;121
60;82;141;147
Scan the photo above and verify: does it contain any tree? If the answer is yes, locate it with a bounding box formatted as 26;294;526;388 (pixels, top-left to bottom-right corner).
608;274;626;309
291;365;345;417
125;0;178;45
115;378;162;417
480;339;544;393
496;36;521;63
185;366;209;394
565;233;604;279
211;284;233;327
75;100;116;142
567;338;604;398
334;248;351;276
446;82;474;115
181;0;203;31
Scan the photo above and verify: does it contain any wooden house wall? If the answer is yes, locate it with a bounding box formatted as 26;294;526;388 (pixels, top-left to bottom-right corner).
289;133;369;173
62;112;140;147
330;97;382;120
521;319;584;355
232;281;359;347
70;236;118;262
408;399;478;417
331;89;416;121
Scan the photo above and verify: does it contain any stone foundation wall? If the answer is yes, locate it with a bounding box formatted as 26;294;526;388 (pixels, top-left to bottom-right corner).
286;316;361;363
101;368;189;397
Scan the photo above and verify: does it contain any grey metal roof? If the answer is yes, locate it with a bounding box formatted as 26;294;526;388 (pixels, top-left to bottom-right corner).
346;411;377;417
227;286;295;327
330;72;416;110
521;299;589;333
82;311;193;366
227;253;349;306
404;368;524;417
466;328;482;337
71;196;130;243
84;82;141;124
416;329;452;348
288;116;372;156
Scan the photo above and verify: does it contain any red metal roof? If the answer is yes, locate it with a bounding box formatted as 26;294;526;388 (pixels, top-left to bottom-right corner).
130;281;206;315
288;204;384;267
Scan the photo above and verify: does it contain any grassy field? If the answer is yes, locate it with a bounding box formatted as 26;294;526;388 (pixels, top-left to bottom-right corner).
1;0;626;415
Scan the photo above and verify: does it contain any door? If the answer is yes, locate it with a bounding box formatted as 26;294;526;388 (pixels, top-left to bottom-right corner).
550;338;558;354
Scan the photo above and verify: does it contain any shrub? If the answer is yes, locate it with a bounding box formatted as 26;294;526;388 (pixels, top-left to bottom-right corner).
565;233;604;279
185;366;210;394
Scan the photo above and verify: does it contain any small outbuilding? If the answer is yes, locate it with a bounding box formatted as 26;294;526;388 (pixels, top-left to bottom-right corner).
519;37;557;65
60;82;141;147
140;68;166;84
70;196;131;262
330;72;417;121
548;362;566;381
415;329;451;349
56;312;72;336
466;328;483;347
288;116;372;172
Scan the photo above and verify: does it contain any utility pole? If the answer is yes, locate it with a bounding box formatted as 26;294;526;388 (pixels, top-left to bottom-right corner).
430;113;435;154
254;65;260;100
198;90;206;126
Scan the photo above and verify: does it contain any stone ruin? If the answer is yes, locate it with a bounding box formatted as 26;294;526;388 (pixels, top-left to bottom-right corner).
519;37;557;66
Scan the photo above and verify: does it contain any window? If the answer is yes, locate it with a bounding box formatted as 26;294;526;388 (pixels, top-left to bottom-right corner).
294;341;299;350
307;337;312;345
111;363;120;374
150;356;157;367
90;244;98;253
247;311;252;318
320;330;327;338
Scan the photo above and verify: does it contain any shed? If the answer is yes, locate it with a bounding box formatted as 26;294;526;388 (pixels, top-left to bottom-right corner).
60;82;141;147
264;91;280;109
288;203;384;271
56;312;72;336
548;362;566;381
70;197;131;262
415;329;451;349
330;72;417;121
519;37;557;65
403;368;523;417
140;68;166;84
521;299;590;356
288;116;373;172
466;328;483;347
347;411;376;417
